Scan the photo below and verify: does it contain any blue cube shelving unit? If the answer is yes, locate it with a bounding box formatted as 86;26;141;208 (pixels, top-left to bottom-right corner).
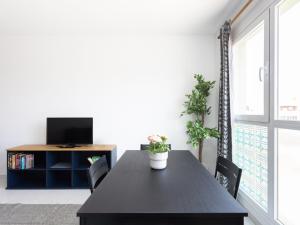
7;145;117;189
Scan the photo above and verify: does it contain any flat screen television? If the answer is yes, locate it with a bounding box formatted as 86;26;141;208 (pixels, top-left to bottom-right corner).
47;117;93;146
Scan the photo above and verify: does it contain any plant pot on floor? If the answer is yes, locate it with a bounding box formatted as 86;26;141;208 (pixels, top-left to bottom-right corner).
148;152;168;170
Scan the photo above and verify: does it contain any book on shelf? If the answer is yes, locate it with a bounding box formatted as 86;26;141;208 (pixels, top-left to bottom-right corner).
8;153;34;169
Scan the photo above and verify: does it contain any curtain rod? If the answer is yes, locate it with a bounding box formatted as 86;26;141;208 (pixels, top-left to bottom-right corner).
230;0;253;24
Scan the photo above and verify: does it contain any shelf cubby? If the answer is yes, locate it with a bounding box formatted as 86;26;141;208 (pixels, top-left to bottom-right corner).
7;170;46;189
47;151;72;169
72;151;111;169
47;170;72;188
72;170;89;188
7;151;46;170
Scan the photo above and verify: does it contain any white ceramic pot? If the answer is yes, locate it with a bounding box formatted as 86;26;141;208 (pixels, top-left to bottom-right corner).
148;151;168;170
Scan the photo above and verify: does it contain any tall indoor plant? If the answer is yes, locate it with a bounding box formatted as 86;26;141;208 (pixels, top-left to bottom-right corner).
181;74;219;162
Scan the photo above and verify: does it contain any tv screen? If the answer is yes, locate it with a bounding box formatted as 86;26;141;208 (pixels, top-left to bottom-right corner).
47;118;93;145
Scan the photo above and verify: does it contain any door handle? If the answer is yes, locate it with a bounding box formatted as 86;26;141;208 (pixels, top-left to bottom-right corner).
259;67;264;82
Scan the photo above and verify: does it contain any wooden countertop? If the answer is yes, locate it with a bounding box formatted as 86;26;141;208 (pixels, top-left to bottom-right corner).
7;144;117;152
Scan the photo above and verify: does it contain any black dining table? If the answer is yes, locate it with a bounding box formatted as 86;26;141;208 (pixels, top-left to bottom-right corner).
77;150;247;225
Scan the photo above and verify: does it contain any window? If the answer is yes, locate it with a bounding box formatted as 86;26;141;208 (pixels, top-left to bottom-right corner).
277;0;300;121
233;123;268;210
232;0;300;224
232;10;269;214
232;12;269;122
233;23;265;116
275;1;300;225
277;129;300;225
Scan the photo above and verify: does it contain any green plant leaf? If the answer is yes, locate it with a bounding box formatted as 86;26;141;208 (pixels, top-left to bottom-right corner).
182;74;220;148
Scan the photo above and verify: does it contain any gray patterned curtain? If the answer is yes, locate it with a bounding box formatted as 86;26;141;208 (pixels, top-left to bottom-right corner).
217;21;232;162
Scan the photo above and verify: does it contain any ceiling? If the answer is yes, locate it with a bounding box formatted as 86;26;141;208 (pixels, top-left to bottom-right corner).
0;0;244;35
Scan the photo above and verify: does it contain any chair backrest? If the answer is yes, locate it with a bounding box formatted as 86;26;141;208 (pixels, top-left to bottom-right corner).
140;144;172;150
87;155;109;193
214;156;242;199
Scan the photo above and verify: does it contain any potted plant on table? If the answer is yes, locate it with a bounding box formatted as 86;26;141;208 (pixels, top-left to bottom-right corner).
181;74;219;162
147;135;170;170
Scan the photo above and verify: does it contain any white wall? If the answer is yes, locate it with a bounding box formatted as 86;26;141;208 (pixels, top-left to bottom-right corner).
0;34;219;175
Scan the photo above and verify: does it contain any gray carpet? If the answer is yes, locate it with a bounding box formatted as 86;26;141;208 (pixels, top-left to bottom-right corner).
0;204;80;225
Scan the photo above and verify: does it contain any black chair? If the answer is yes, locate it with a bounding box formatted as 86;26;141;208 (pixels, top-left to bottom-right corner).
87;156;109;194
140;144;172;150
214;156;242;199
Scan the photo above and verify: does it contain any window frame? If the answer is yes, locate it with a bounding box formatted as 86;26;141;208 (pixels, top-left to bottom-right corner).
273;0;300;126
232;10;270;123
231;0;300;225
272;0;300;223
231;5;275;225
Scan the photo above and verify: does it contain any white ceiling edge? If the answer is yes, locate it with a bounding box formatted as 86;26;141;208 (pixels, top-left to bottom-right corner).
0;0;246;36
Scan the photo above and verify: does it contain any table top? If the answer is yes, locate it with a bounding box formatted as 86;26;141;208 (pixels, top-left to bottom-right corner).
77;150;247;216
7;144;116;152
